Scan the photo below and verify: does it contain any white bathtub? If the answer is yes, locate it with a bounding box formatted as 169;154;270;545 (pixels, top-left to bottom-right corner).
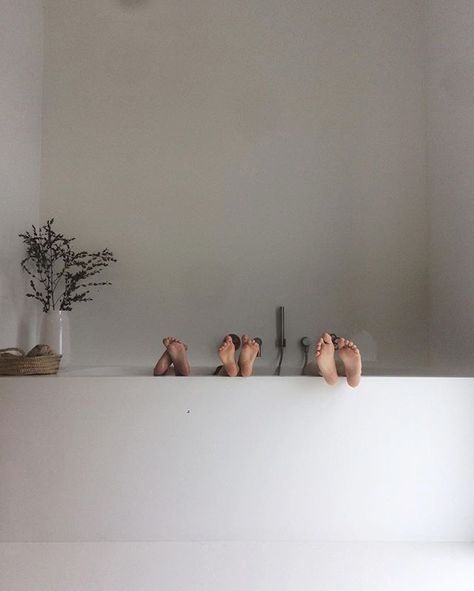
1;372;473;589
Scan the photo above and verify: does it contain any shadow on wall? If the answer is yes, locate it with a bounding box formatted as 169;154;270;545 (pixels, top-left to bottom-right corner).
0;259;37;350
351;330;377;363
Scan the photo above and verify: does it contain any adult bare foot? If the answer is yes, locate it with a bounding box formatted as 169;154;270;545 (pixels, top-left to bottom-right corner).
218;335;239;377
153;349;172;376
165;337;191;376
238;335;260;377
315;332;338;385
336;337;362;388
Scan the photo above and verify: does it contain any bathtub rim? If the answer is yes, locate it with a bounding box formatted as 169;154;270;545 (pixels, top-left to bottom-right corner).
0;365;472;379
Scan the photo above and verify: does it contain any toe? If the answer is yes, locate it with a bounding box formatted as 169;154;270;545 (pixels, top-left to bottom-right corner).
322;332;332;344
315;339;322;357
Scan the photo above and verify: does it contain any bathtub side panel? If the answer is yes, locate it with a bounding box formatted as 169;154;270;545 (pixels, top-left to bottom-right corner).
0;377;473;542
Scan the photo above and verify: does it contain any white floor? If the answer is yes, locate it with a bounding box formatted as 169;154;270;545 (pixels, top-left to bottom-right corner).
1;542;473;591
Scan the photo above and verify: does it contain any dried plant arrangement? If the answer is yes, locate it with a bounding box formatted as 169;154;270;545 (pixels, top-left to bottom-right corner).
19;219;117;312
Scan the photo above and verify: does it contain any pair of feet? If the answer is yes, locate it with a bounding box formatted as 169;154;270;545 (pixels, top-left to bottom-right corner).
314;332;362;387
154;337;191;376
218;334;260;377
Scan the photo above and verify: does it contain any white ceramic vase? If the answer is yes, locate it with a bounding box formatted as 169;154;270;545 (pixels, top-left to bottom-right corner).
39;310;71;366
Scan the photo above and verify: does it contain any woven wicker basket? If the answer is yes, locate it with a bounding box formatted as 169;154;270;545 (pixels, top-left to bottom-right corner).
0;348;62;376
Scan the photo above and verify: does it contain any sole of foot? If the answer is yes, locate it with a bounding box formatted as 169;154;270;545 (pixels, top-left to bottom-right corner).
315;332;338;385
238;335;260;377
336;337;362;388
153;349;172;376
218;335;239;377
165;337;191;376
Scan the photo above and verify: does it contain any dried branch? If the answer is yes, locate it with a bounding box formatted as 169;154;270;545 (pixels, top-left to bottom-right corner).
19;219;117;312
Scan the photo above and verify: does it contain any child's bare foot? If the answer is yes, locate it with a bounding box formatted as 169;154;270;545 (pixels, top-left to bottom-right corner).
336;337;362;388
218;335;239;377
238;335;260;377
153;349;172;376
315;332;338;385
165;337;191;376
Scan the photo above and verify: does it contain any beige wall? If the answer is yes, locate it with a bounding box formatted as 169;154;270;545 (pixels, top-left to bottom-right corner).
0;0;43;350
427;1;474;371
40;0;429;368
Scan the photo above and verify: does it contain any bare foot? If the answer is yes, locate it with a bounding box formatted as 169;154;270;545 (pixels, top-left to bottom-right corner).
238;335;260;377
165;337;191;376
153;349;172;376
315;332;338;385
153;337;175;376
218;335;239;377
336;337;362;388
